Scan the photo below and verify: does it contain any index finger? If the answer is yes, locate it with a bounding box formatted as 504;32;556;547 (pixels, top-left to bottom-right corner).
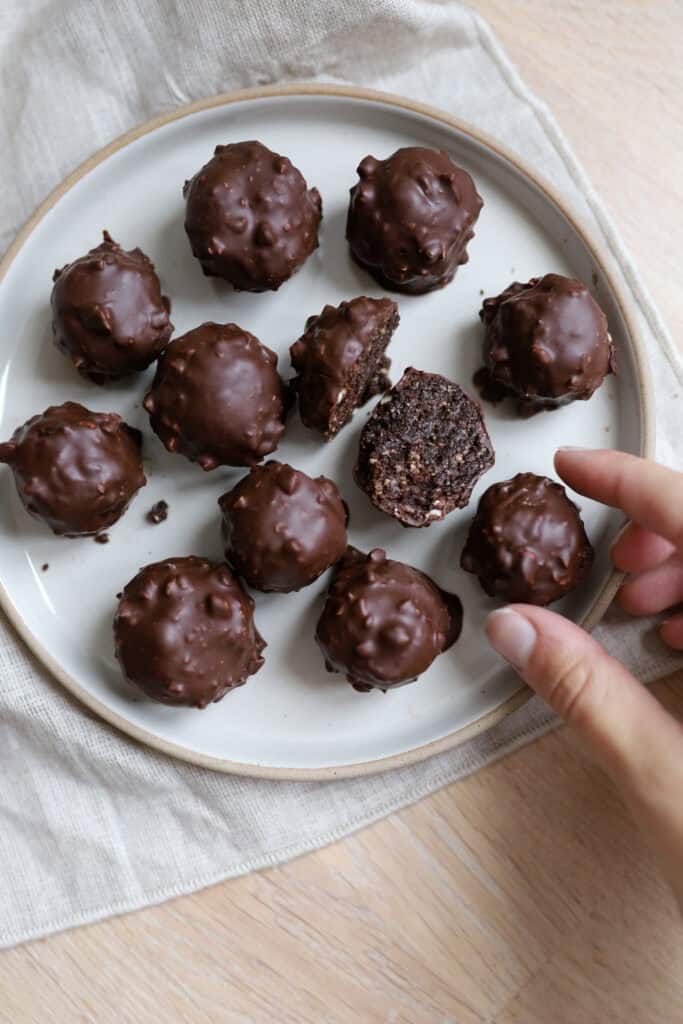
554;448;683;549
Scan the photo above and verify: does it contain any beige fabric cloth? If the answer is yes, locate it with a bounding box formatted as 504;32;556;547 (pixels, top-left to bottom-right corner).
1;0;681;949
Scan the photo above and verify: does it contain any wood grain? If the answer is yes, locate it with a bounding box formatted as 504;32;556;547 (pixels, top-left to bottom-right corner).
2;2;682;1021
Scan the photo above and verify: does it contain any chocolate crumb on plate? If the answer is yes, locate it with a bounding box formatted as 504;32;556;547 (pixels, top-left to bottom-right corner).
147;500;169;524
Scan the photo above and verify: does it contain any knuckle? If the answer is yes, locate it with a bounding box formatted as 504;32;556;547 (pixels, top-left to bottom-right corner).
544;655;598;728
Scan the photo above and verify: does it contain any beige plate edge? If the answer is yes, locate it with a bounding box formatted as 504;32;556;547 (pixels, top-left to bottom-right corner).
0;83;656;781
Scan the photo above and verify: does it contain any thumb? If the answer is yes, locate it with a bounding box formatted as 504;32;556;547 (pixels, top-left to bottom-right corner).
484;605;683;807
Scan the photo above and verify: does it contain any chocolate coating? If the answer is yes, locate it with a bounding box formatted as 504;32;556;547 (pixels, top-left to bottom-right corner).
114;557;265;708
346;147;483;294
143;322;286;470
51;231;173;383
478;274;615;415
316;547;462;692
461;473;594;605
183;140;322;291
219;461;348;593
0;402;145;536
354;367;495;527
290;296;399;439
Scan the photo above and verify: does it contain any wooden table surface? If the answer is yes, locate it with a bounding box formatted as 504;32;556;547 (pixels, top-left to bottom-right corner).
2;3;683;1021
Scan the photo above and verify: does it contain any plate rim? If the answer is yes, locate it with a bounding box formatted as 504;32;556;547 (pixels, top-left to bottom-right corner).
0;83;655;780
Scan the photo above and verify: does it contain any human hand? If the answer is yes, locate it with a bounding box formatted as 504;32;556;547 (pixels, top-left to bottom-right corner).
484;448;683;911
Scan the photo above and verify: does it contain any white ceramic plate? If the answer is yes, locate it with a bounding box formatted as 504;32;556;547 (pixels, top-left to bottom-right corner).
0;86;653;779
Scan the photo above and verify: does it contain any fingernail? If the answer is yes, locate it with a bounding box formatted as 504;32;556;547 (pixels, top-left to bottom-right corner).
556;446;591;453
485;608;537;670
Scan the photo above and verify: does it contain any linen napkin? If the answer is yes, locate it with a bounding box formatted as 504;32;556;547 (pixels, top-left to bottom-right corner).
1;0;681;950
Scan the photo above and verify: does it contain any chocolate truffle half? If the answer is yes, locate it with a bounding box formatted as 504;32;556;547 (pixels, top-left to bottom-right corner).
219;461;348;593
0;402;145;536
114;557;265;708
461;472;594;606
143;322;286;470
477;274;616;416
316;547;462;692
51;231;173;384
183;140;322;292
354;367;495;527
346;147;483;294
290;296;400;439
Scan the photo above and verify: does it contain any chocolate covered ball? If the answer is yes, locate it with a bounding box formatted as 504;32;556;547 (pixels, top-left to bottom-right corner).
143;322;286;470
183;140;322;291
346;146;483;294
290;296;399;439
0;402;145;536
477;274;616;416
461;472;594;606
316;547;462;692
114;557;265;708
219;461;348;593
51;231;173;383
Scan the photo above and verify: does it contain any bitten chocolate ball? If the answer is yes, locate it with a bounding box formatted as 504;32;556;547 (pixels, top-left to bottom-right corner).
51;231;173;383
316;547;462;692
354;367;495;527
290;296;399;439
143;322;286;470
219;461;348;593
346;147;483;294
0;402;145;536
114;557;265;708
461;473;594;606
183;140;322;291
476;274;616;416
